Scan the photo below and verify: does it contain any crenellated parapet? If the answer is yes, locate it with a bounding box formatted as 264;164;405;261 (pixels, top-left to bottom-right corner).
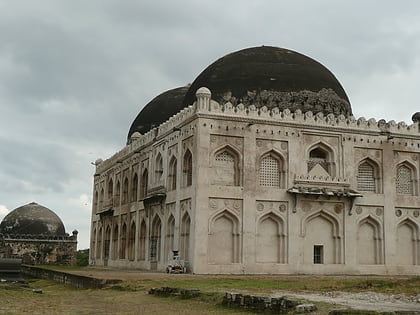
96;87;419;175
194;87;419;136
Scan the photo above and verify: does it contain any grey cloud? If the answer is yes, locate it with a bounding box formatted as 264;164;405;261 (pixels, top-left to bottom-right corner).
1;0;420;249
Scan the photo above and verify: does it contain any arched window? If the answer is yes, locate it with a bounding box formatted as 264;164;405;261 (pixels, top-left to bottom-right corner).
99;188;104;211
259;153;283;188
140;169;148;198
108;178;113;200
96;227;102;259
131;173;138;202
104;226;111;259
91;227;97;259
396;164;413;195
115;180;121;205
165;215;175;261
181;212;191;261
183;150;192;187
213;148;239;186
150;216;162;265
155;153;163;183
94;190;98;212
120;223;127;259
168;157;177;191
138;220;146;261
308;147;329;174
357;160;379;193
112;224;119;260
128;222;136;261
122;177;129;204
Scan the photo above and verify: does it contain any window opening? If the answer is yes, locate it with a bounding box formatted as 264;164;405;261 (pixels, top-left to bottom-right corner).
260;155;280;187
308;148;328;173
396;165;413;195
313;245;324;264
358;162;376;192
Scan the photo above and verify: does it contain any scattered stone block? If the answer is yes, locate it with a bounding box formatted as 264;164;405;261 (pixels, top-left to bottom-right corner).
296;303;317;313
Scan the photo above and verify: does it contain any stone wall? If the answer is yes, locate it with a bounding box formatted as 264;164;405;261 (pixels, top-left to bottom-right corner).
21;265;120;289
1;238;77;265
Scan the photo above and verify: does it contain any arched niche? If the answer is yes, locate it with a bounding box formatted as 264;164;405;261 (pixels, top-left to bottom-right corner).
256;212;286;263
208;209;241;264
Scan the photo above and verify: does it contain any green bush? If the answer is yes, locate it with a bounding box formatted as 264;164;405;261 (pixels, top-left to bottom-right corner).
76;249;89;266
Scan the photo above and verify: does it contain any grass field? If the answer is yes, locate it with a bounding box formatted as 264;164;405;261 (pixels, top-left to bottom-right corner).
1;268;419;314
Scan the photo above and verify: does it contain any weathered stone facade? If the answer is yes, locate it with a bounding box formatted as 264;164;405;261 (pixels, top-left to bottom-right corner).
0;202;78;265
0;234;78;265
90;47;420;275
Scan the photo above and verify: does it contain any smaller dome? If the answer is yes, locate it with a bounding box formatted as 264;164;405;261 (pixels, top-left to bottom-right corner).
0;202;66;236
127;86;190;140
412;112;420;122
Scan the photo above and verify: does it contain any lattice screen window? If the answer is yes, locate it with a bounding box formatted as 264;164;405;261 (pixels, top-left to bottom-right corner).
396;165;413;195
214;151;237;186
357;162;376;192
215;151;235;164
260;155;280;187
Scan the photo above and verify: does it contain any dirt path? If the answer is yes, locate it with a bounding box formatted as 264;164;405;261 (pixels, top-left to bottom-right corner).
274;290;420;313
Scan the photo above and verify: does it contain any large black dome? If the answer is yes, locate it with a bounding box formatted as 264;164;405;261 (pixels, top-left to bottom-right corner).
128;46;351;139
183;46;351;114
0;202;66;236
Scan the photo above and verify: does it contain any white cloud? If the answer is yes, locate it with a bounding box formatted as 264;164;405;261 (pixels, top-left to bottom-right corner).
0;204;10;220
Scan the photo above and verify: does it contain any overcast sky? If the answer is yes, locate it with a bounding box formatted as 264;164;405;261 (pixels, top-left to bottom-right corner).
1;0;419;249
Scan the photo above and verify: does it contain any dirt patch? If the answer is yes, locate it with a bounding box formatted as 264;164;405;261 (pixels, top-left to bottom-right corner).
273;290;420;313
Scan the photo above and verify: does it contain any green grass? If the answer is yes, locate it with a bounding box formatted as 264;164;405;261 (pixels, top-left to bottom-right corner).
108;275;420;296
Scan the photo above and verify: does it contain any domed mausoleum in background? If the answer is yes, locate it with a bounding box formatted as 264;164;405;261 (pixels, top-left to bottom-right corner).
91;46;420;275
0;202;77;265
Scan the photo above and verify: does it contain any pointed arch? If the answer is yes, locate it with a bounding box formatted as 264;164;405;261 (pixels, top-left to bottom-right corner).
138;219;147;261
256;212;286;263
208;209;241;264
108;178;114;201
212;145;241;186
122;177;129;204
94;190;98;212
115;180;121;205
91;227;97;259
357;215;383;264
396;218;420;265
96;227;102;259
180;212;191;261
128;221;136;261
302;210;342;264
165;214;175;261
168;156;177;191
396;160;417;196
307;142;336;176
112;224;119;260
99;188;104;211
357;158;381;193
119;222;127;259
183;149;193;187
104;225;111;259
155;153;163;183
140;168;148;198
131;173;138;202
150;215;162;266
258;150;285;188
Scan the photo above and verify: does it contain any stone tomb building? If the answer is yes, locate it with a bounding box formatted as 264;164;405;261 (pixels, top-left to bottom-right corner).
90;46;420;274
0;202;78;265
